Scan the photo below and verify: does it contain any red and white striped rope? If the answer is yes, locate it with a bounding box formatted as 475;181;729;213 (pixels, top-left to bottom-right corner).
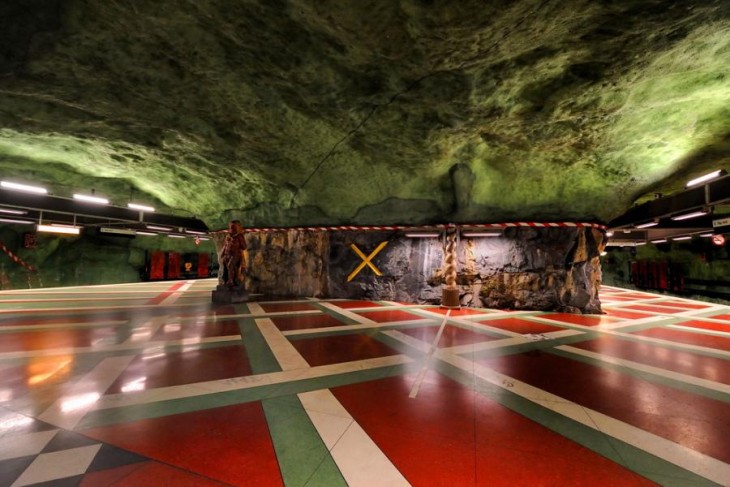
0;241;36;272
212;222;607;233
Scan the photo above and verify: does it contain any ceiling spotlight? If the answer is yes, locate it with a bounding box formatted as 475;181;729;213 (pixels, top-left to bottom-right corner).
37;224;80;235
0;217;33;224
606;231;614;237
1;181;48;194
672;236;692;241
685;169;726;188
635;221;658;229
461;232;501;237
600;251;607;256
74;194;109;205
671;210;708;221
650;239;667;244
0;207;27;215
128;203;155;212
404;232;440;238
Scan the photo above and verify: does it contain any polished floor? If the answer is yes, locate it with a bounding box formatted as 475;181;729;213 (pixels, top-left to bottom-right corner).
1;280;729;486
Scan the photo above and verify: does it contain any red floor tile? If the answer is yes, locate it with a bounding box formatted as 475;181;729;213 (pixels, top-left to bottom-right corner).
674;319;730;334
332;374;655;486
271;313;345;331
633;327;730;352
357;309;423;323
479;318;563;334
399;324;496;348
572;336;730;385
0;326;122;353
258;301;316;313
328;300;384;309
477;352;730;463
82;460;227;486
81;402;282;486
0;315;100;328
541;313;617;326
291;333;400;366
654;301;711;310
151;320;241;340
105;344;252;393
427;307;488;316
601;308;653;320
623;305;685;314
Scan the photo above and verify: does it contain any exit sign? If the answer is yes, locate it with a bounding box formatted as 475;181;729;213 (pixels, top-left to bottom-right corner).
713;217;730;233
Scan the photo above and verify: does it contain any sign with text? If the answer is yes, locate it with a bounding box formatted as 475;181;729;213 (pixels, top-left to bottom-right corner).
712;217;730;233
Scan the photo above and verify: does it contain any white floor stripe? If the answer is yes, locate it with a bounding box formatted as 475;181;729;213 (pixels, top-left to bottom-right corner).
317;302;377;325
92;355;414;411
37;355;136;430
255;318;310;370
298;389;411;487
409;310;450;399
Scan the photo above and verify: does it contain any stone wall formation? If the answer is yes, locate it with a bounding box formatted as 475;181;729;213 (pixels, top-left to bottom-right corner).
211;222;606;314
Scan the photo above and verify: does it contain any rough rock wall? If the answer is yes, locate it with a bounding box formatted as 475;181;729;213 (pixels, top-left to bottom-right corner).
244;227;605;313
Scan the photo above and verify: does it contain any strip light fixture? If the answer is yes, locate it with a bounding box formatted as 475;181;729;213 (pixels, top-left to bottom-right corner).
1;181;47;194
635;221;658;229
651;239;667;244
0;217;33;224
672;236;692;241
128;203;155;212
146;225;171;232
168;234;186;239
185;229;207;235
462;232;501;238
700;233;714;238
37;224;80;235
404;232;440;238
73;194;109;205
0;208;27;215
671;210;708;221
135;231;158;236
686;169;726;188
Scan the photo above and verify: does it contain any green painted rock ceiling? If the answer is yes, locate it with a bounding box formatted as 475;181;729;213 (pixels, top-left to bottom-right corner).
1;0;729;228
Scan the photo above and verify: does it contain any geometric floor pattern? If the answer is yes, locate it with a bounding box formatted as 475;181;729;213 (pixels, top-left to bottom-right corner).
1;279;729;486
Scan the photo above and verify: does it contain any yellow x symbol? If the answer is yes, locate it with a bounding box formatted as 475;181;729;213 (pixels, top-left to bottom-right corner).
347;241;388;282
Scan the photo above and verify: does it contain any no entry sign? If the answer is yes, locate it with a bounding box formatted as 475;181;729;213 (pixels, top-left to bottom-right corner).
712;234;726;246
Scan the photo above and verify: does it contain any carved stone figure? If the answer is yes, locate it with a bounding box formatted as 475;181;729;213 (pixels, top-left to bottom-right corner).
220;220;247;288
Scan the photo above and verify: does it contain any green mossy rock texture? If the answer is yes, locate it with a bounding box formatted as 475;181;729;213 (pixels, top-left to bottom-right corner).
1;1;729;228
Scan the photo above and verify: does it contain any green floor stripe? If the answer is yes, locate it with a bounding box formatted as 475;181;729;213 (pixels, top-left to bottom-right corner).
309;302;362;326
263;395;347;487
434;360;720;486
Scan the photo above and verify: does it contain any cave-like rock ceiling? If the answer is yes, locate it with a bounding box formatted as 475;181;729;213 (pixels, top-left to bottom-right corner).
1;0;729;228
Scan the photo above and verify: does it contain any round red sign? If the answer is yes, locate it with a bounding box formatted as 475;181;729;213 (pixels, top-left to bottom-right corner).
712;234;726;246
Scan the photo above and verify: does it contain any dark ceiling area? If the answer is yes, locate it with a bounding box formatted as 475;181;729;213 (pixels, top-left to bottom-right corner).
0;0;729;229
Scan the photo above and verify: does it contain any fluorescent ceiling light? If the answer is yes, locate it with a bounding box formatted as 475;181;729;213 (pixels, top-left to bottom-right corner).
635;221;658;229
635;241;647;246
671;210;707;221
128;203;155;212
198;237;210;241
37;224;80;235
0;217;33;224
135;231;157;236
672;236;691;241
686;169;725;188
651;239;667;244
146;225;171;231
168;234;186;238
0;208;27;215
606;241;636;247
700;233;713;238
600;251;607;256
605;231;614;237
462;232;501;237
73;194;109;205
185;229;207;235
1;181;47;194
404;232;440;238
